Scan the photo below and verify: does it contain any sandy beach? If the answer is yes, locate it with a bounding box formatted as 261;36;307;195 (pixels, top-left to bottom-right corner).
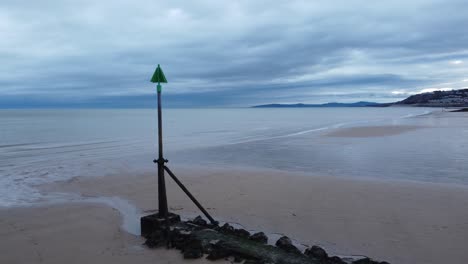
2;119;468;264
0;202;228;264
0;165;465;264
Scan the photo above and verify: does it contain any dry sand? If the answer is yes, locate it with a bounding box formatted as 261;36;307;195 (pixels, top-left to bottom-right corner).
325;125;424;137
20;166;468;264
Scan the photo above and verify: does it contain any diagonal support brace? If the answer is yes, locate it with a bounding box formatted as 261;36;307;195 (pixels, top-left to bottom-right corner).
164;166;218;225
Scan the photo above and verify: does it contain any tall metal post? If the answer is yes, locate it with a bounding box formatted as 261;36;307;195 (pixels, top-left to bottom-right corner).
157;82;168;217
146;64;216;229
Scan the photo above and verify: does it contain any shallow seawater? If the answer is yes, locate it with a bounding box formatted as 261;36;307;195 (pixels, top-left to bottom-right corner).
1;108;467;207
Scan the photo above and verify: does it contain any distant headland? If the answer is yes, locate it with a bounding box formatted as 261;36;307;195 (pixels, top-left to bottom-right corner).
253;101;384;108
253;89;468;108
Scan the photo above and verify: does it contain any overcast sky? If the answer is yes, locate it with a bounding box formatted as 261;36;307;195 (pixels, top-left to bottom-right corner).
1;0;468;107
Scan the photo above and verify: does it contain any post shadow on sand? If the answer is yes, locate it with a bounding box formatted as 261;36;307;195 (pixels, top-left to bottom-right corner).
140;64;217;243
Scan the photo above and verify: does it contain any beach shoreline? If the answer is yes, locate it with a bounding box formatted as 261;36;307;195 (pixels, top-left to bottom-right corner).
2;113;468;263
1;166;466;264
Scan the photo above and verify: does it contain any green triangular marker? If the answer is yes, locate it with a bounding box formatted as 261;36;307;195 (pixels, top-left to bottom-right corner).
151;64;168;84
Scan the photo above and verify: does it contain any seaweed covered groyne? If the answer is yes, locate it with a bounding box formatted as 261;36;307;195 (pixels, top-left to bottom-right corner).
141;213;390;264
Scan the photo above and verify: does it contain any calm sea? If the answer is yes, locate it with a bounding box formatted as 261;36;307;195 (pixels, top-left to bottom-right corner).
1;108;467;207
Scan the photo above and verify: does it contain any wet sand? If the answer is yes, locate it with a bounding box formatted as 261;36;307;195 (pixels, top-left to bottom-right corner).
0;203;227;264
28;166;468;264
325;125;424;137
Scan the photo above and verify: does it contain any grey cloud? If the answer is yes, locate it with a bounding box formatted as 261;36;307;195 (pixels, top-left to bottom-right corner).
1;0;468;107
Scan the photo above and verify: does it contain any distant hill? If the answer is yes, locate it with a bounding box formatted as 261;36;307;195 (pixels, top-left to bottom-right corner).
396;89;468;107
253;101;383;108
253;89;468;108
